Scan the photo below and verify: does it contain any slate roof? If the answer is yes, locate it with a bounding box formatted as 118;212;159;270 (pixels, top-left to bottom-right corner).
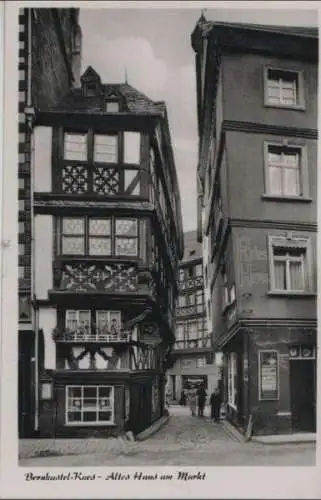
181;230;202;264
49;81;166;115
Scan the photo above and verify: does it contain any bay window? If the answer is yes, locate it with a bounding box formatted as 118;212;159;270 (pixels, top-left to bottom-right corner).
59;216;138;257
65;385;114;425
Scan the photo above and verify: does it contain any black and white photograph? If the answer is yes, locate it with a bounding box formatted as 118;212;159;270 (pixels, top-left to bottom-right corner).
0;1;320;498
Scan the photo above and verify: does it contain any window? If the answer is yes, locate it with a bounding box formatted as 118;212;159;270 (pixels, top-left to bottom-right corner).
94;134;118;163
19;244;24;256
65;386;114;425
196;357;206;368
265;144;305;197
60;217;138;257
65;310;122;341
64;133;87;161
19;199;25;212
62;218;85;255
196;264;203;277
105;101;119;113
270;238;310;292
115;219;138;256
124;132;140;164
227;352;237;408
19;222;24;234
96;311;121;336
265;68;303;108
66;310;91;334
18;266;24;279
19;178;25;189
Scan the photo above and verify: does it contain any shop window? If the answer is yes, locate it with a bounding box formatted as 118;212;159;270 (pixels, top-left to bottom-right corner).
65;385;114;425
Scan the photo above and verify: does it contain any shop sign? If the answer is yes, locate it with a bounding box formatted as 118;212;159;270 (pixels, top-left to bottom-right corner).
259;351;279;400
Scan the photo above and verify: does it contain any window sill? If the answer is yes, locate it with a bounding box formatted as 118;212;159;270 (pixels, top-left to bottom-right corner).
268;290;316;297
264;102;306;112
65;422;116;427
261;194;312;203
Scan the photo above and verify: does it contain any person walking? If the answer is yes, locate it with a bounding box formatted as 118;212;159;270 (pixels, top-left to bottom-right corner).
197;383;207;417
210;387;222;422
187;386;197;416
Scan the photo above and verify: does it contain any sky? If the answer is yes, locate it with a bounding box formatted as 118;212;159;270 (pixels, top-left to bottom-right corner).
79;4;317;232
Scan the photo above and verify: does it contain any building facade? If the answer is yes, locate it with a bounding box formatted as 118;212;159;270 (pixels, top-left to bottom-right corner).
18;7;81;438
192;18;317;435
167;231;219;402
31;66;183;437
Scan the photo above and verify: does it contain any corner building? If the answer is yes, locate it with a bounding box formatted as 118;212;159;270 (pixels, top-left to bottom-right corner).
192;18;317;435
32;66;183;437
166;231;220;401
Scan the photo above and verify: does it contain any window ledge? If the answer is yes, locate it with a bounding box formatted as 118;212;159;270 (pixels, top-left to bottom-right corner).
264;102;306;112
262;194;312;203
268;290;316;297
65;422;116;427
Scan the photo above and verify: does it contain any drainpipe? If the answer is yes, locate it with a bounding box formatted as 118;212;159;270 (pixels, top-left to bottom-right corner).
25;8;38;433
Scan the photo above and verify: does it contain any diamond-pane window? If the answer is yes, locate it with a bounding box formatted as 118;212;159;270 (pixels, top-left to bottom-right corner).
89;219;111;236
115;219;137;237
62;218;85;255
115;238;138;256
94;134;118;163
89;218;111;256
64;133;88;161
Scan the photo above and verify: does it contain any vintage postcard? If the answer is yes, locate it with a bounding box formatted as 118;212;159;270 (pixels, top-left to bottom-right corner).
0;1;320;498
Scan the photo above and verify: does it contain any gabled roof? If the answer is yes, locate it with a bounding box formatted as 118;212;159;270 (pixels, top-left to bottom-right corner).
49;66;166;115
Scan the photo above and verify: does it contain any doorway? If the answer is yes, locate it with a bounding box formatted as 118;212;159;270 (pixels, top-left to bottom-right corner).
290;359;316;432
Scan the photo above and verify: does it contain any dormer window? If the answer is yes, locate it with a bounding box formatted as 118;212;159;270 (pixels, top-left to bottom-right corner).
80;66;102;97
106;101;119;113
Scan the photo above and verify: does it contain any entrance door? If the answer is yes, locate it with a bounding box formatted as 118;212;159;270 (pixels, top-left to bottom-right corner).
290;360;316;432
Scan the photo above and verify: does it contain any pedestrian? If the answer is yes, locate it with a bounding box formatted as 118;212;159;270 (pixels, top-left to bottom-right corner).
197;383;207;417
210;387;221;422
187;387;197;416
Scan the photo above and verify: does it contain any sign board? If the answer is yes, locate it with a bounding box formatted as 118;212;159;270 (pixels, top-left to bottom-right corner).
259;351;279;400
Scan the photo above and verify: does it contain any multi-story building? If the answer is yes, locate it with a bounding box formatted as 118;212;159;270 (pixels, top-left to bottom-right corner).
192;17;317;435
32;65;183;437
18;7;82;437
167;230;219;402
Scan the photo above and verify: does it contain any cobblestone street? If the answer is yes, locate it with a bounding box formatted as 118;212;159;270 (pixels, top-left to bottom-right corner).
19;405;315;467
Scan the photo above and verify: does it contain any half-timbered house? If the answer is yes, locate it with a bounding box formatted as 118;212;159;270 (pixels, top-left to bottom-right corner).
33;66;184;437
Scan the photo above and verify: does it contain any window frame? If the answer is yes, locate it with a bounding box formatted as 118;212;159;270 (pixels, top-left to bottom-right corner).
65;385;115;426
263;141;309;200
264;66;305;110
268;235;313;294
59;216;139;258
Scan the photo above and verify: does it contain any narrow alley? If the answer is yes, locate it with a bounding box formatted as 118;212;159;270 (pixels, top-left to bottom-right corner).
19;405;315;467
